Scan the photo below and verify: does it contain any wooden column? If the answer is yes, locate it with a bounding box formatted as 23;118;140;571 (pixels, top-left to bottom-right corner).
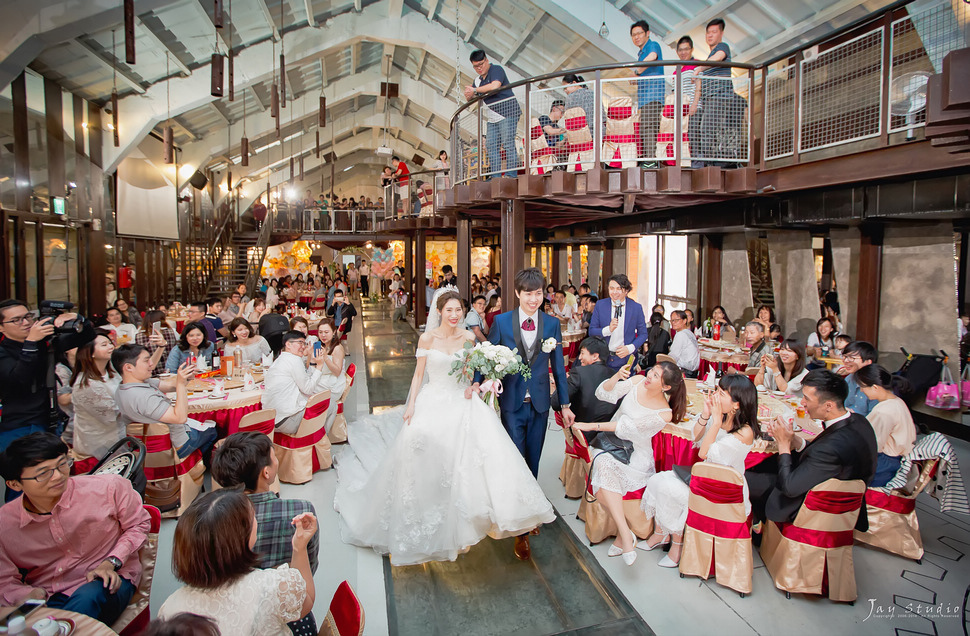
415;230;427;327
701;234;723;319
87;103;106;314
856;224;883;345
571;245;582;286
500;200;525;312
0;209;7;298
551;245;562;288
404;236;413;310
44;77;65;198
600;241;614;298
34;222;45;301
457;216;471;299
13;217;27;300
12;73;30;212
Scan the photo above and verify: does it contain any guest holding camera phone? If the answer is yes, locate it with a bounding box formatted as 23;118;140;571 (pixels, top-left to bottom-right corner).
135;310;177;376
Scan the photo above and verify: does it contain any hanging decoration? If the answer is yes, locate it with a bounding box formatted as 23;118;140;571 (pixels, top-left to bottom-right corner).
214;0;224;28
163;53;174;163
279;0;286;109
123;0;136;64
241;85;249;166
227;0;234;101
111;30;120;147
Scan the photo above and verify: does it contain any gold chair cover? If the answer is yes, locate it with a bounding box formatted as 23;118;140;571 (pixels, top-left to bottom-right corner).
110;508;158;634
602;96;638;169
329;369;356;444
655;94;690;167
274;391;333;485
564;107;595;173
577;493;654;544
854;459;938;560
127;422;205;519
760;478;866;602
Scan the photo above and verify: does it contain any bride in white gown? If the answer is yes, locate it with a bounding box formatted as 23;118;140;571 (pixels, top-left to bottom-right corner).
334;289;555;566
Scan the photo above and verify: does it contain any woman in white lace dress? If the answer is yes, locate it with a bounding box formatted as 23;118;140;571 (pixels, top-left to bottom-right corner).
571;361;688;565
640;374;758;568
334;291;555;566
159;489;317;636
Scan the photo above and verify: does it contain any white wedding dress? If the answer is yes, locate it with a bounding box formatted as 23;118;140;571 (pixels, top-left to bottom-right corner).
333;346;556;566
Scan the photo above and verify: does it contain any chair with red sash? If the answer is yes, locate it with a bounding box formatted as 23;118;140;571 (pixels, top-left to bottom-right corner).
602;97;638;169
417;182;435;217
529;117;557;175
854;458;939;562
127;422;206;518
112;504;160;636
329;363;357;444
574;431;655;543
210;408;282;495
760;478;867;602
69;449;100;475
319;580;365;636
556;412;588;499
656;94;691;166
564;107;595;173
273;391;333;484
678;463;752;596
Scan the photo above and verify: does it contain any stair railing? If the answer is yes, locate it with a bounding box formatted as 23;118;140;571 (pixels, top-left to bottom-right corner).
244;207;274;295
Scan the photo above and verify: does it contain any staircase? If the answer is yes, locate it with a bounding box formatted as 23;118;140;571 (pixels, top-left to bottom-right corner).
205;213;273;298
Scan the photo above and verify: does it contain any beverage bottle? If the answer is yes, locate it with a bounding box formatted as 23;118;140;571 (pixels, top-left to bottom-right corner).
233;348;243;375
713;322;721;341
212;353;221;374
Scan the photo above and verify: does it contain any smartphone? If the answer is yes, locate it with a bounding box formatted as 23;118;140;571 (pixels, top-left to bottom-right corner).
621;354;635;372
152;321;162;334
1;598;45;627
313;341;323;356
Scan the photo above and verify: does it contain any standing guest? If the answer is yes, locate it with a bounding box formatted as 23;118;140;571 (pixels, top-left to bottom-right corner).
262;331;327;434
136;310;178;376
640;311;671;369
589;274;648;370
391;156;411;215
630;20;664;166
223;318;272;365
856;364;916;487
359;260;370;298
0;433;150;625
674;36;701;159
327;289;358;336
252;197;268;230
753;305;775;332
641;374;757;567
158;489;316;635
755;339;809;396
484;294;502;330
114;299;141;328
694;18;734;167
105;307;138;345
807;316;837;359
667;310;700;377
837;341;879;416
211;432;320;635
750;370;877;527
465;295;489;342
552;338;620;443
166;322;216;374
70;331;125;461
551;290;574;322
114;345;218;459
571;361;687;565
464;50;521;179
203;298;230;340
346;263;359;299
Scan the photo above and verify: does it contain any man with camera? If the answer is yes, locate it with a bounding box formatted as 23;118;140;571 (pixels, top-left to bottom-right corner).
0;300;94;454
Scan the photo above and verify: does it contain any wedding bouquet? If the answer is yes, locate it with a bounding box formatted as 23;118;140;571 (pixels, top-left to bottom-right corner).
450;341;531;410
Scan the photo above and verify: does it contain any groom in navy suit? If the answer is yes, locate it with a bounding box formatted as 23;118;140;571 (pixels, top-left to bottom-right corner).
471;268;572;559
588;274;648;370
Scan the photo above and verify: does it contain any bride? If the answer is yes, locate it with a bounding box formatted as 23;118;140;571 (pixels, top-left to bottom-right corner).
334;289;555;566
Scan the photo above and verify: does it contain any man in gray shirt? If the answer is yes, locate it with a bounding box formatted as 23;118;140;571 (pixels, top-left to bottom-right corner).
112;345;217;459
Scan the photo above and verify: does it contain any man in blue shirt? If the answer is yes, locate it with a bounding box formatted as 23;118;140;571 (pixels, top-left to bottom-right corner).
464;50;522;179
838;341;879;416
630;21;664;168
694;18;740;167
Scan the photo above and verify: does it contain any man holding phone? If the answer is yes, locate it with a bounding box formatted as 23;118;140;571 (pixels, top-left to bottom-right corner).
326;290;357;337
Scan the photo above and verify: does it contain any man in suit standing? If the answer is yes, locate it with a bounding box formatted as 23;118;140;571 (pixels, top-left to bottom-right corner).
749;369;877;529
588;274;648;370
551;338;620;443
469;268;572;561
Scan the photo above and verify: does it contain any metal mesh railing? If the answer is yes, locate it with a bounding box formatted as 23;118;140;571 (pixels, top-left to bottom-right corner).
799;29;884;153
478;93;525;180
764;65;796;161
454;102;480;185
692;74;751;165
527;84;570;173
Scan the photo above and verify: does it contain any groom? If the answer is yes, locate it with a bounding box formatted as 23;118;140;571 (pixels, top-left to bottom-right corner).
470;268;573;559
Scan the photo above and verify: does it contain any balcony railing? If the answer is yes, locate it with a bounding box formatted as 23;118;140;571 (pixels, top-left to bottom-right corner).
450;0;969;185
270;205;385;234
382;167;450;220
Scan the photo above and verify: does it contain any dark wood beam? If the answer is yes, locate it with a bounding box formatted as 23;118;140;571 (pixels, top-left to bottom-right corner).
14;217;27;300
500;200;525;312
12;73;30;212
856;223;883;345
457;216;471;299
601;240;614;298
701;234;722;320
44;77;65;198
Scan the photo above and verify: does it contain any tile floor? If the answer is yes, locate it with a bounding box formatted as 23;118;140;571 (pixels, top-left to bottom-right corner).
147;300;970;636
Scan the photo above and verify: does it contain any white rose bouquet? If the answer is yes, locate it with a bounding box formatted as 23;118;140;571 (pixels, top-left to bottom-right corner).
450;340;531;410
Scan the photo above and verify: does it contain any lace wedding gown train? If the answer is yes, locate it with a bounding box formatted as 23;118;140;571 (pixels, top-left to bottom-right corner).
333;347;556;566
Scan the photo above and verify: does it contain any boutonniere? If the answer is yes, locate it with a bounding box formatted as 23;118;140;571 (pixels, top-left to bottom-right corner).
541;337;559;353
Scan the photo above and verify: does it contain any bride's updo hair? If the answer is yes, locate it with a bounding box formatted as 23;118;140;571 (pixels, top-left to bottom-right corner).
436;290;463;314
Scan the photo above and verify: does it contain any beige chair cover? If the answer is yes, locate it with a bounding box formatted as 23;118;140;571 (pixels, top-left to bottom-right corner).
273;391;333;485
602;96;638;169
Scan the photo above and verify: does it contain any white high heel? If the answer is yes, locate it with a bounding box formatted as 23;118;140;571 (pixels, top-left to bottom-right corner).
658;541;683;568
608;530;637;557
636;532;670;552
622;549;637;566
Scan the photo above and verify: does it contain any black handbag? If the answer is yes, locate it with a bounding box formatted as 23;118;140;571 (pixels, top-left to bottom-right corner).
584;432;635;503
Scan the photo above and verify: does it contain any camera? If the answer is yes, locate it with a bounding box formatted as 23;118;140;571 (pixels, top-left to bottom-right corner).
39;300;85;335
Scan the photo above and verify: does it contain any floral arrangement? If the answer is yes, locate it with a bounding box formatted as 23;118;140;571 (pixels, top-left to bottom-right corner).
450;341;531;409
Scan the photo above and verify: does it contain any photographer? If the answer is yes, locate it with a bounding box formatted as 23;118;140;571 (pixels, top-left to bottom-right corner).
0;300;95;453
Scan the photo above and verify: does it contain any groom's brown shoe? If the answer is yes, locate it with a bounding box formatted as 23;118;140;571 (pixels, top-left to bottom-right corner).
530;527;540;536
514;536;531;561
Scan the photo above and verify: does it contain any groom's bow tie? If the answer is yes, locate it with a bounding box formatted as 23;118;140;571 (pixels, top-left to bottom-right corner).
521;317;535;332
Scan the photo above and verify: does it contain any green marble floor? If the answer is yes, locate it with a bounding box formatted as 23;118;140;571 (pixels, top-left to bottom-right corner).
358;300;652;636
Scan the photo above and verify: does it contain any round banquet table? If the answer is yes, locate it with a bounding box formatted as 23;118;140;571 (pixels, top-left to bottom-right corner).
0;607;118;635
170;380;266;437
562;330;585;366
698;346;749;378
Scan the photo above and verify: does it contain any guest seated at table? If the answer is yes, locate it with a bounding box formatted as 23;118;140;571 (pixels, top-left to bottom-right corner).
552;290;574;322
639;312;671;370
202;298;230;341
485;294;502;330
836;340;879;416
578;294;595;333
571;361;687;565
71;331;126;461
114;345;218;459
754;305;775;333
211;432;320;634
727;322;769;374
749;370;877;527
145;613;221;636
641;375;758;567
224;318;272;365
806;316;837;368
668;310;699;378
136;310;178;376
651;304;671;331
246;295;271;325
755;339;809;397
684;309;698;336
114;298;142;329
465;295;488;342
166;322;216;374
833;333;851;357
856;364;916;487
552;338;619;443
289;317;318;353
313;320;346;398
0;433;150;625
702;305;735;339
105;307;138;345
263;331;327;434
768;323;782;343
579;283;596;301
158;489;316;635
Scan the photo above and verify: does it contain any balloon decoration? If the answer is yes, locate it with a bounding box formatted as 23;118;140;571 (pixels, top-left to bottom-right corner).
370;247;396;279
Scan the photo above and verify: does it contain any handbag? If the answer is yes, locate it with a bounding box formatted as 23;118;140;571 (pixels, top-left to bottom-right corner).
961;365;970;407
926;365;960;410
584;432;635;503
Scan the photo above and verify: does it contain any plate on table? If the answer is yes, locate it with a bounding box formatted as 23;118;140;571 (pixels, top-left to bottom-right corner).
771;390;786;397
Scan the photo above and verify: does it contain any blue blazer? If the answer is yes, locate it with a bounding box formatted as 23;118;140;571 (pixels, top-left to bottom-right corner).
588;297;648;359
480;310;570;414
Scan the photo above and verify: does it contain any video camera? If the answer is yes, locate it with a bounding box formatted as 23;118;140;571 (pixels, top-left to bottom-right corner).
39;300;86;336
